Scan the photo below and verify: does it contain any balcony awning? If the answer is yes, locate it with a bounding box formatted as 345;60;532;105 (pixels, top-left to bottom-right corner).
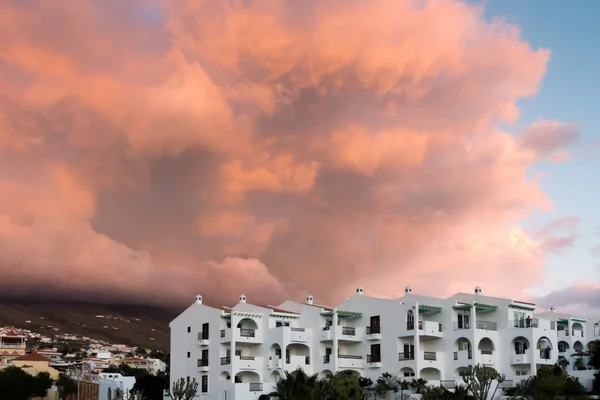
571;318;587;323
413;305;442;313
509;304;535;311
320;310;362;319
452;303;498;312
557;319;569;324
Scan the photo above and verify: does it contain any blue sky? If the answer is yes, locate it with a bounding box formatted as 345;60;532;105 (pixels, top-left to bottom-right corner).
484;0;600;294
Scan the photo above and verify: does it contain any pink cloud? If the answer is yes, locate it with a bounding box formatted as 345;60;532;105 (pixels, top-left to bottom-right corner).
0;0;581;306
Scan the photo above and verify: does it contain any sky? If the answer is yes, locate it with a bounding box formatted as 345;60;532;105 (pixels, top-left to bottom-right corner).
0;0;598;314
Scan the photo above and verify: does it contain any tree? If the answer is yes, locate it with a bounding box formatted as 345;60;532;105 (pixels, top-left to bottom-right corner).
562;376;586;400
589;340;600;370
358;376;374;400
509;365;567;400
134;371;169;400
328;371;362;400
461;364;505;400
168;377;199;400
32;371;53;398
410;378;428;394
0;366;36;400
56;373;78;400
269;369;321;400
375;372;401;398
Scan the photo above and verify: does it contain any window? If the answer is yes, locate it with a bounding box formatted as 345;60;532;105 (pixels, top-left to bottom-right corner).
187;352;190;358
202;375;208;393
276;321;289;327
187;326;191;333
403;372;415;377
516;371;528;376
201;322;209;340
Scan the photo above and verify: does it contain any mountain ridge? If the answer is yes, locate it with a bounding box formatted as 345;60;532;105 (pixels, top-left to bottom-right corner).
0;299;179;350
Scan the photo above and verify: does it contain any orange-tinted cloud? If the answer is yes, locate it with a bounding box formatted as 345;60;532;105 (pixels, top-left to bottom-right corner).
0;0;579;306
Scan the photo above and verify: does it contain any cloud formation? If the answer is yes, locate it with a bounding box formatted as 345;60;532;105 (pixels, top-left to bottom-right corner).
0;0;580;306
535;282;600;317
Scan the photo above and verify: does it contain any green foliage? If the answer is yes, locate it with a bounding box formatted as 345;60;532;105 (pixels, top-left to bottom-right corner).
168;377;199;400
509;365;568;400
419;384;474;400
0;366;52;400
461;364;505;400
32;371;53;398
258;395;270;400
589;340;600;370
269;368;321;400
56;373;78;399
562;376;587;400
133;371;169;400
410;378;428;394
329;371;363;400
375;372;402;398
358;376;374;399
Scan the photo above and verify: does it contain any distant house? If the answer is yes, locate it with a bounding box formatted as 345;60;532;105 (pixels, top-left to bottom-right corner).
37;349;63;362
0;330;26;362
11;352;60;380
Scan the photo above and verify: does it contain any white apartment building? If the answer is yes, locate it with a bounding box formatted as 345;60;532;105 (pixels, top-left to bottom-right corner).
170;286;600;400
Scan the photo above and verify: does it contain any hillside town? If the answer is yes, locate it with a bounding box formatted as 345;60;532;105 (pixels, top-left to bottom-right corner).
0;326;168;399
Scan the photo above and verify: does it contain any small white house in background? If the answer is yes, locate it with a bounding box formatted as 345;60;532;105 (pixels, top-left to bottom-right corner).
37;349;63;362
94;350;115;359
170;287;600;400
98;373;136;400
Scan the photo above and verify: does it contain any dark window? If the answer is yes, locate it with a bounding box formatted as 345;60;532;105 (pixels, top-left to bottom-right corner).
187;326;191;333
202;322;209;339
276;321;283;327
187;352;190;358
202;375;208;393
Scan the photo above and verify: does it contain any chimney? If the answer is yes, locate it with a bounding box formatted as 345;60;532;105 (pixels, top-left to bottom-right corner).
474;286;482;295
306;295;314;305
550;306;556;312
356;286;364;296
405;286;412;294
195;294;203;304
239;294;246;303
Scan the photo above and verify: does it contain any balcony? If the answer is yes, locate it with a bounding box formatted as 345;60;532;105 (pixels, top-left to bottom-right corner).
197;332;209;346
237;328;262;344
249;383;263;392
440;380;457;389
453;350;473;364
398;352;415;364
290;327;308;342
320;326;363;342
476;320;497;331
286;355;310;370
220;328;232;342
0;343;25;348
535;349;554;365
220;356;231;365
236;355;262;370
511;319;539;329
197;358;209;372
407;321;443;338
366;354;381;368
323;355;331;364
338;354;364;369
510;350;531;365
366;326;381;340
571;330;584;338
267;356;282;370
479;350;496;365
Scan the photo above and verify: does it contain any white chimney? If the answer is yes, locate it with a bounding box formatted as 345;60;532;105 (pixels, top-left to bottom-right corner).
239;294;246;303
405;286;412;294
550;306;556;312
195;294;203;304
474;286;482;295
356;286;364;296
306;295;314;305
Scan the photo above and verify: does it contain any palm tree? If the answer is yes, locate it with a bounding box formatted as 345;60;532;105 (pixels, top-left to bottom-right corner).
269;368;322;400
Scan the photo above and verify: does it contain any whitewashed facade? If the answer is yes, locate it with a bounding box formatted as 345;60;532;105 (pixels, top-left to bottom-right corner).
170;287;600;400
